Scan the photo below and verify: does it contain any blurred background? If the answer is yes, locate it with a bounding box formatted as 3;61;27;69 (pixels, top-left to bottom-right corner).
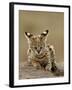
19;10;64;79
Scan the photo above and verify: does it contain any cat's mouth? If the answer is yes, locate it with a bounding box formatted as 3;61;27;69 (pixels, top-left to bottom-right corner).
35;54;46;59
35;52;47;59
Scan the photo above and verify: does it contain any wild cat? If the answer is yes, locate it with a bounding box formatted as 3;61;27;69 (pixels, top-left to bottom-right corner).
25;30;57;72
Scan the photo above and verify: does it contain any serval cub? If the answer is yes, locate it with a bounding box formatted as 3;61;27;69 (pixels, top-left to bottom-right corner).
25;30;57;71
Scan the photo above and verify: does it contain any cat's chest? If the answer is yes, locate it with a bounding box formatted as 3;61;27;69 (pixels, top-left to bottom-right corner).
32;52;49;62
28;48;50;62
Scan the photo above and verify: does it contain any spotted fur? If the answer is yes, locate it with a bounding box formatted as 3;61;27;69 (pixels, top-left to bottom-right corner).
25;30;57;71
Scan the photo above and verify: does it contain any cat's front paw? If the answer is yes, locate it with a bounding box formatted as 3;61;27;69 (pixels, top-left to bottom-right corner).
34;63;41;69
32;61;41;69
45;65;51;71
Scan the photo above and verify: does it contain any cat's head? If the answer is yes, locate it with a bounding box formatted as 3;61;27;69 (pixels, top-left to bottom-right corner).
25;30;49;55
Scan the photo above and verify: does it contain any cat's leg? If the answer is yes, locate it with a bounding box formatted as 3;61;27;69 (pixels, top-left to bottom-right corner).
31;60;41;69
47;45;57;72
44;50;52;71
45;61;52;71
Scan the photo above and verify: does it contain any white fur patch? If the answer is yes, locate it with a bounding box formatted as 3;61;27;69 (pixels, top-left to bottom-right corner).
43;31;47;34
50;45;54;50
27;33;30;36
38;35;41;37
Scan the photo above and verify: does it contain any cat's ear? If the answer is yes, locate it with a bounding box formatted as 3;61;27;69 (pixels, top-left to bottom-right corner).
40;30;49;40
24;32;33;39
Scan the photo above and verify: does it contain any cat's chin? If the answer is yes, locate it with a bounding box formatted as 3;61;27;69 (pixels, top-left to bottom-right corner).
36;53;41;56
36;52;43;56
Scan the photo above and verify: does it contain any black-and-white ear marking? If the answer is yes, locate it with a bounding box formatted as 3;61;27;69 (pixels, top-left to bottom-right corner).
25;32;33;38
41;30;49;36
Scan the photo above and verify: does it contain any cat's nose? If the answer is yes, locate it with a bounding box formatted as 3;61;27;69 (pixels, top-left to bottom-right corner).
37;50;40;54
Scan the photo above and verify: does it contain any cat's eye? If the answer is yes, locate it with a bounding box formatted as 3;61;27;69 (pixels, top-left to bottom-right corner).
34;47;37;49
40;47;42;49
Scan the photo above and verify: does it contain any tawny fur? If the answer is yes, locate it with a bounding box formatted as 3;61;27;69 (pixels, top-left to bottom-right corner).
25;30;57;71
